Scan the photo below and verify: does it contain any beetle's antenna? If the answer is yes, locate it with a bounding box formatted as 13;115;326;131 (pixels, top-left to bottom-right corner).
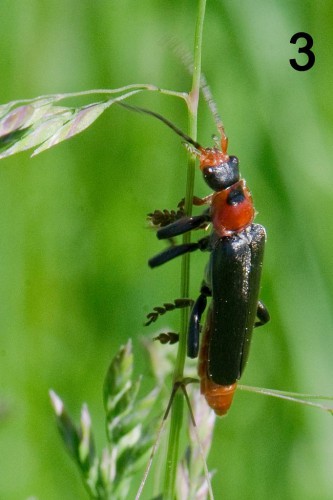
200;74;228;154
118;101;203;152
166;39;228;154
199;75;224;131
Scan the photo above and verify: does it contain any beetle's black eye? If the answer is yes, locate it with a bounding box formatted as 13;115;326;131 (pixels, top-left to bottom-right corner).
203;155;239;191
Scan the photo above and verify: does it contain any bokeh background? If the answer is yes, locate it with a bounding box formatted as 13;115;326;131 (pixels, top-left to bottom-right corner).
1;1;333;498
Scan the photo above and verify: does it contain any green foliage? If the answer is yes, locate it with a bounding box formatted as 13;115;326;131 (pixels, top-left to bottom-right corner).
178;390;216;500
0;88;151;158
50;341;158;499
1;1;333;499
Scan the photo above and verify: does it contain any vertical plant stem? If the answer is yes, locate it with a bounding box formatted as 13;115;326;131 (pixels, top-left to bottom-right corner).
162;1;207;498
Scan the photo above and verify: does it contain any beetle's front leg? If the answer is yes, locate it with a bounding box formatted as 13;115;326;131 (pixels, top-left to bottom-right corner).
157;211;211;240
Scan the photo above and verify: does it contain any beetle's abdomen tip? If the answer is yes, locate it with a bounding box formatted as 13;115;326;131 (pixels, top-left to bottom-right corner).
200;379;237;417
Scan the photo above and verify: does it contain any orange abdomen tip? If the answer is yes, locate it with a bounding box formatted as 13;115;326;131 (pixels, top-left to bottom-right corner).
200;376;237;417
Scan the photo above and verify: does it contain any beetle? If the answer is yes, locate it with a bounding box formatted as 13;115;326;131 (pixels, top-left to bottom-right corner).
120;101;270;415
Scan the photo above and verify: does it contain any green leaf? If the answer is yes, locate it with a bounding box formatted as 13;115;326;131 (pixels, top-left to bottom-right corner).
50;391;97;478
0;88;142;158
0;112;73;158
49;390;81;464
115;424;157;486
0;104;35;136
177;388;215;500
110;387;160;442
0;128;32;153
105;380;142;442
0;85;186;159
32;102;109;155
50;341;162;499
103;340;134;412
78;404;96;473
103;341;147;444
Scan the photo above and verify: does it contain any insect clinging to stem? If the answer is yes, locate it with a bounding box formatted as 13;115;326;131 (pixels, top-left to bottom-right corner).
120;93;270;416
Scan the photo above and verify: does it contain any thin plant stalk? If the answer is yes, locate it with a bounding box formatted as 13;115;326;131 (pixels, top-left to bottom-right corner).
162;1;207;498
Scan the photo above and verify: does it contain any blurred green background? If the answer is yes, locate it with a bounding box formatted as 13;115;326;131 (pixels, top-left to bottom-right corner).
1;0;333;498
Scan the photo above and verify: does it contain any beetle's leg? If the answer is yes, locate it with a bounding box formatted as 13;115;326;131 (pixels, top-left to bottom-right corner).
254;300;270;327
193;194;214;206
157;211;210;240
145;298;194;326
148;200;186;229
148;208;184;228
178;195;212;209
153;332;179;345
148;235;210;268
149;241;201;267
148;197;211;230
187;284;212;358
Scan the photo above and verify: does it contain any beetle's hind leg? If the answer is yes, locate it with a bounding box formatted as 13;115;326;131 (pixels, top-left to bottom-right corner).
254;300;270;327
187;284;212;359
